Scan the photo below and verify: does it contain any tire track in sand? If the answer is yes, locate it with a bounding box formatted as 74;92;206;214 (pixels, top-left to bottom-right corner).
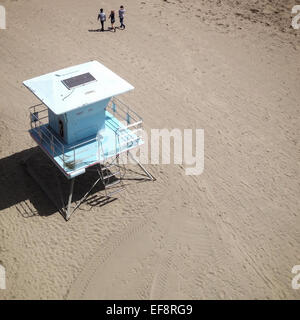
67;211;157;299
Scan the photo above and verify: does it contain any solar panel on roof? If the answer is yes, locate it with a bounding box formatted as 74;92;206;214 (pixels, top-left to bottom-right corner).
62;72;96;90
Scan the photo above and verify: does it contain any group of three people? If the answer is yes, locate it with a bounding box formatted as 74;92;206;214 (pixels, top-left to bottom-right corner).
98;5;125;32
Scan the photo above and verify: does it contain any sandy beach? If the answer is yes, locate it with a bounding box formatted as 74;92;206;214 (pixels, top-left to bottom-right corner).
0;0;299;299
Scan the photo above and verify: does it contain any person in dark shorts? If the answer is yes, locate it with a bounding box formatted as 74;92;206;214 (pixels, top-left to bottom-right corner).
119;5;126;29
108;10;116;32
97;8;106;31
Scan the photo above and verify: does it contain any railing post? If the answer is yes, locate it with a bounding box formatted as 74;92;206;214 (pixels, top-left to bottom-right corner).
62;145;65;168
73;148;76;168
115;128;118;156
38;118;42;143
51;134;54;156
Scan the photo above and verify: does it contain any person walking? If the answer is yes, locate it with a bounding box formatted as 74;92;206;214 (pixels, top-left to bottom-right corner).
97;8;106;32
109;10;116;32
119;5;126;29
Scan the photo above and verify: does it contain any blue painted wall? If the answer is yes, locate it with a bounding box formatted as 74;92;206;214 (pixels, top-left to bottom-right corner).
48;98;110;145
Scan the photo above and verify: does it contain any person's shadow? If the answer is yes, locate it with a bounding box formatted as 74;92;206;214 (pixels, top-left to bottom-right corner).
88;27;124;32
88;28;114;32
89;28;106;32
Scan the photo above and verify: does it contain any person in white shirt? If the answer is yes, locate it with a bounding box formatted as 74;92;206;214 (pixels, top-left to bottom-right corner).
97;8;106;32
119;5;126;29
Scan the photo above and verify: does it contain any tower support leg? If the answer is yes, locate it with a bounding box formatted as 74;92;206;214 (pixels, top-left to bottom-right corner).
128;151;156;181
66;178;75;221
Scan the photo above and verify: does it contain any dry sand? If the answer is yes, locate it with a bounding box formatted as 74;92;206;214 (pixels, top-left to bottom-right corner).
0;0;299;299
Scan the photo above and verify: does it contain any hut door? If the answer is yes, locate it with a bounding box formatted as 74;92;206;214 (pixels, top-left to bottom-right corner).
58;119;64;139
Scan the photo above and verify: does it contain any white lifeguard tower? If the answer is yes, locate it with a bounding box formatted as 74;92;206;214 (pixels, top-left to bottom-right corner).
23;60;154;220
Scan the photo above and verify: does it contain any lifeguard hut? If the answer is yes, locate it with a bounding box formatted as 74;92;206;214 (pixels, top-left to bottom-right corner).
23;60;154;220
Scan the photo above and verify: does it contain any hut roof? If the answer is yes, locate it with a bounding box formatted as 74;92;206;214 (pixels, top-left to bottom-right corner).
23;61;134;115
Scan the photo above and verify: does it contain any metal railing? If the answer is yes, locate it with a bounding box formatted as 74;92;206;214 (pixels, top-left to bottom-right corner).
107;97;144;150
29;98;143;172
107;97;143;126
29;104;65;164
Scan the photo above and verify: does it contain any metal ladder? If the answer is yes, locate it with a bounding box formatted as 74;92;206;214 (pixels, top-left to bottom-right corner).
97;132;125;198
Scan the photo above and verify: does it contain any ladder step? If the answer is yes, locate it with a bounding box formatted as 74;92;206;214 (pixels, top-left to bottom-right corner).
103;163;118;170
117;141;135;149
105;179;121;187
107;187;125;197
102;171;121;180
117;128;142;138
118;137;140;145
